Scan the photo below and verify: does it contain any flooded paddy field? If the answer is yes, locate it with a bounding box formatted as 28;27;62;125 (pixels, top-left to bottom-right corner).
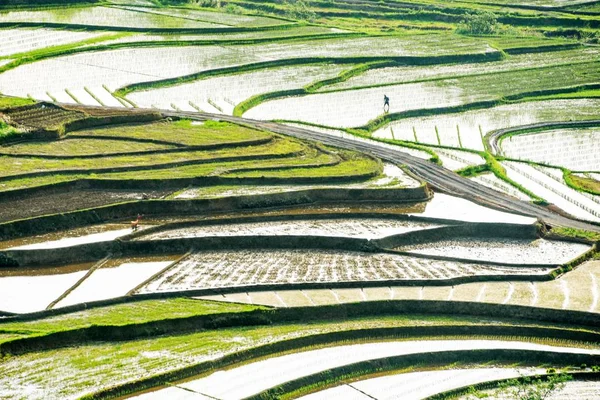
135;340;599;400
98;26;345;45
300;367;545;400
0;45;263;101
0;28;107;58
209;260;600;312
470;173;532;201
137;249;552;294
399;237;590;265
0;262;94;314
137;218;444;240
501;127;600;171
502;161;600;222
128;64;348;113
467;380;600;400
0;256;180;313
412;193;535;224
435;148;485;171
0;5;282;29
0;223;136;250
321;47;600;92
245;62;600;128
53;256;178;309
373;99;600;151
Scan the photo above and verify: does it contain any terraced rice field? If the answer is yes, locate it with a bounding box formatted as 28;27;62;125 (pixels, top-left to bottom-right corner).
501;127;600;171
214;260;600;312
502;161;600;222
0;6;243;29
98;26;346;45
128;64;349;113
374;99;600;150
137;249;553;294
139;218;442;240
245;62;600;128
0;46;262;101
2;0;600;398
0;28;106;58
320;47;600;92
135;340;600;400
300;368;545;400
400;238;590;264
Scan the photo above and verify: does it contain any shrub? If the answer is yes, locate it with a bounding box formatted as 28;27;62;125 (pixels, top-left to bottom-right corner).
285;0;317;22
457;11;498;35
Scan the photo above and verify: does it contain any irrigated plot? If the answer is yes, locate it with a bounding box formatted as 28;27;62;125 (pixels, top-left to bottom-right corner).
414;193;536;224
501;127;600;171
235;34;494;60
136;249;553;294
300;367;544;400
114;5;288;27
167;341;600;400
0;138;176;156
1;224;134;250
321;47;600;92
0;28;107;58
470;173;532;201
374;99;600;151
436;149;485;170
128;64;348;113
0;45;261;101
138;218;443;240
0;6;229;29
54;257;177;309
0;262;93;313
246;62;600;128
400;238;589;265
99;26;345;45
245;80;481;128
502;161;600;222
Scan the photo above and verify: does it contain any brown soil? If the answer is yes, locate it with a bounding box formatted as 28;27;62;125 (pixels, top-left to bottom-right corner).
0;188;172;223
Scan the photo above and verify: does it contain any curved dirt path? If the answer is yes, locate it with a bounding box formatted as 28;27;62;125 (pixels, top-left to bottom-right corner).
162;110;600;232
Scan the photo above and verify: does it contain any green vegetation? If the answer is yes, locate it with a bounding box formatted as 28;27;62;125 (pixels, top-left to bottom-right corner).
1;304;596;400
0;96;36;110
72;119;273;146
565;172;600;196
552;227;600;242
457;11;499;35
466;371;573;400
0;299;264;344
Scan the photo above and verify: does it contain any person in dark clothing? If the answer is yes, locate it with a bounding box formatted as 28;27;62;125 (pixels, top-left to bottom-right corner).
383;94;390;112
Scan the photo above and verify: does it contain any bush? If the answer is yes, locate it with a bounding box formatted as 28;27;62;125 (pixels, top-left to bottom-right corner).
457;11;498;35
285;0;317;22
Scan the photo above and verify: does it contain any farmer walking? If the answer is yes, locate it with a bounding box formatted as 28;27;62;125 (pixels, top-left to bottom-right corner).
383;94;390;112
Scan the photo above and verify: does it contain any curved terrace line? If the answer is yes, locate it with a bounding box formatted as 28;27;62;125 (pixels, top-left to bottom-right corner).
0;32;365;75
0;136;273;159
